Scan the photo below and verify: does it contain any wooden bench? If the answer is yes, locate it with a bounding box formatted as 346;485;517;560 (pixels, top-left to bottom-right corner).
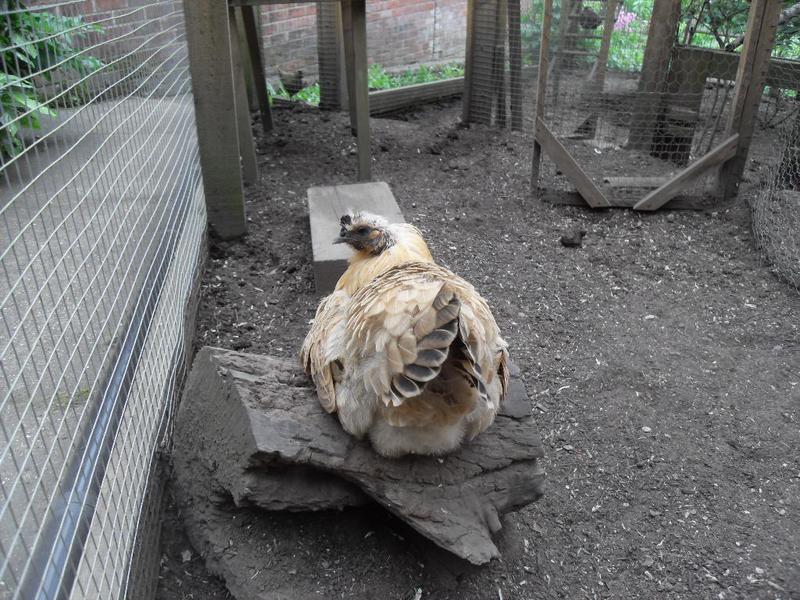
308;182;405;294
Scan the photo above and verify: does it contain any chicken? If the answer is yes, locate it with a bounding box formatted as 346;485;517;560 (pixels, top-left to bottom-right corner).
300;212;509;457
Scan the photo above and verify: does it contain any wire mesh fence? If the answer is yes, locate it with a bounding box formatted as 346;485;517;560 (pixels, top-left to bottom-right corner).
0;0;205;598
750;55;800;289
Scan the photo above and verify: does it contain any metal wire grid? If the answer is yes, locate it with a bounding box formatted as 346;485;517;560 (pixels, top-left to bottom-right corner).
0;0;205;598
538;0;736;202
751;57;800;289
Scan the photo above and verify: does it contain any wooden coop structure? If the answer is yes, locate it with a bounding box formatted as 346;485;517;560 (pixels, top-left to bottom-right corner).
182;0;372;240
531;0;785;210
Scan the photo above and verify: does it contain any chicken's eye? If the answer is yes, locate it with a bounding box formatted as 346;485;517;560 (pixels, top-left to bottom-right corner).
356;226;369;235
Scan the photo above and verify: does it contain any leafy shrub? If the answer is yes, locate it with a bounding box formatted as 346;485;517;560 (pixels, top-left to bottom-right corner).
0;1;103;157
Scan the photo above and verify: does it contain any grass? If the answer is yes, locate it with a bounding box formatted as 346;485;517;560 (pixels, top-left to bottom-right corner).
269;62;464;107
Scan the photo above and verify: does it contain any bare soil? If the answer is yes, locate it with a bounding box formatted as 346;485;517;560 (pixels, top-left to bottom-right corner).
157;99;800;600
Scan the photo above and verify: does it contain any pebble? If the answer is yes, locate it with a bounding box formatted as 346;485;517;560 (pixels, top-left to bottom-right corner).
642;426;652;433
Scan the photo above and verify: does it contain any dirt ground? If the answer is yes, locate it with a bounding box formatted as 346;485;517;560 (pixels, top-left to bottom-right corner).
156;98;800;600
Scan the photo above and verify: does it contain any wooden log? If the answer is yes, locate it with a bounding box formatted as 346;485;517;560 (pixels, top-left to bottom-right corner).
627;0;682;150
183;0;245;238
635;134;739;210
173;348;546;566
530;0;553;193
535;117;611;207
716;0;782;200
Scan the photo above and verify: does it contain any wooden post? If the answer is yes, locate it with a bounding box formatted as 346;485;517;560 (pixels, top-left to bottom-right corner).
235;8;258;111
317;2;348;110
342;0;371;181
241;4;273;133
716;0;782;199
466;0;499;124
182;0;246;239
575;0;618;138
492;0;508;128
462;0;476;122
341;0;357;132
531;0;553;193
230;8;258;186
627;0;682;150
507;0;523;130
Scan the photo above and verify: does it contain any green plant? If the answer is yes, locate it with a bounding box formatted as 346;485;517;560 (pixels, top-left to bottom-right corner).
0;1;103;157
268;62;464;108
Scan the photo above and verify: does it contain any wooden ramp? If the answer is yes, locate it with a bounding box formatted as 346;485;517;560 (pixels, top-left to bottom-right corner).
308;181;404;294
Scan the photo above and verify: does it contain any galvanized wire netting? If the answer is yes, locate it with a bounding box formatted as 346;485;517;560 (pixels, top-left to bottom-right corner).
0;1;205;599
751;56;800;289
535;0;739;204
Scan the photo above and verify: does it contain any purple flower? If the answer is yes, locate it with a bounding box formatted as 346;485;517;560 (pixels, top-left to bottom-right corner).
614;9;636;31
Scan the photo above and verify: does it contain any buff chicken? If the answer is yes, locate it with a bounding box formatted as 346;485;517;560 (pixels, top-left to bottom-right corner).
300;212;509;457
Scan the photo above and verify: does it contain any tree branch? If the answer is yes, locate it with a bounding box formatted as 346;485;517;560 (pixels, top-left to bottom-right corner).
725;1;800;52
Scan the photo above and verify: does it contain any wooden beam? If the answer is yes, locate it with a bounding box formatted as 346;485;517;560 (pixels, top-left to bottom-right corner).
230;0;340;5
369;78;463;115
342;0;370;180
535;117;611;208
230;8;258;186
462;0;476;122
317;2;347;110
542;190;714;210
240;4;273;133
466;0;499;124
603;176;669;189
507;0;523;130
491;0;508;128
341;0;357;133
627;0;682;150
671;46;800;92
530;0;552;193
634;134;739;211
716;0;782;200
183;0;246;238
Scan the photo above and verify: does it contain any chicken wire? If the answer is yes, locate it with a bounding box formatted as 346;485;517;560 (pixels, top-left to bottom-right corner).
750;56;800;289
0;1;205;599
535;0;740;204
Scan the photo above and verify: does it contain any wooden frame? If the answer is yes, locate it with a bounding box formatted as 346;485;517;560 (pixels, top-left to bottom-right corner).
716;0;783;199
530;0;552;192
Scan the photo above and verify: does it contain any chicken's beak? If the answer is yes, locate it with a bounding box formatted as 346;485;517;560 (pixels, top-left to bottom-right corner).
332;236;349;245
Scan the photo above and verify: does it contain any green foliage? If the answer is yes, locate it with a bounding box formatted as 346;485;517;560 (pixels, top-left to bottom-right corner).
522;0;800;75
269;62;464;107
0;1;103;158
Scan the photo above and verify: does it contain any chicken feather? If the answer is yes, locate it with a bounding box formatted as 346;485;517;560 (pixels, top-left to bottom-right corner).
301;213;509;457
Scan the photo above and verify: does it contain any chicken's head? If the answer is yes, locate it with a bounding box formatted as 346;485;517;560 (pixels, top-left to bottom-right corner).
333;212;394;255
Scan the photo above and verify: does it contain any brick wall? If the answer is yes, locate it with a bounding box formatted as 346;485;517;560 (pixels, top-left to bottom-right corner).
260;0;467;78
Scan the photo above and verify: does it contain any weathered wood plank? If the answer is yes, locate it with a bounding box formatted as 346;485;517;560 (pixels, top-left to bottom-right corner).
341;0;371;180
369;78;463;115
671;46;800;91
230;8;258;186
507;0;523;130
240;4;273;133
635;134;739;210
716;0;782;200
542;189;715;210
173;348;545;568
462;0;476;122
535;118;611;208
627;0;682;150
183;0;246;238
308;182;404;293
530;0;552;192
603;176;669;189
